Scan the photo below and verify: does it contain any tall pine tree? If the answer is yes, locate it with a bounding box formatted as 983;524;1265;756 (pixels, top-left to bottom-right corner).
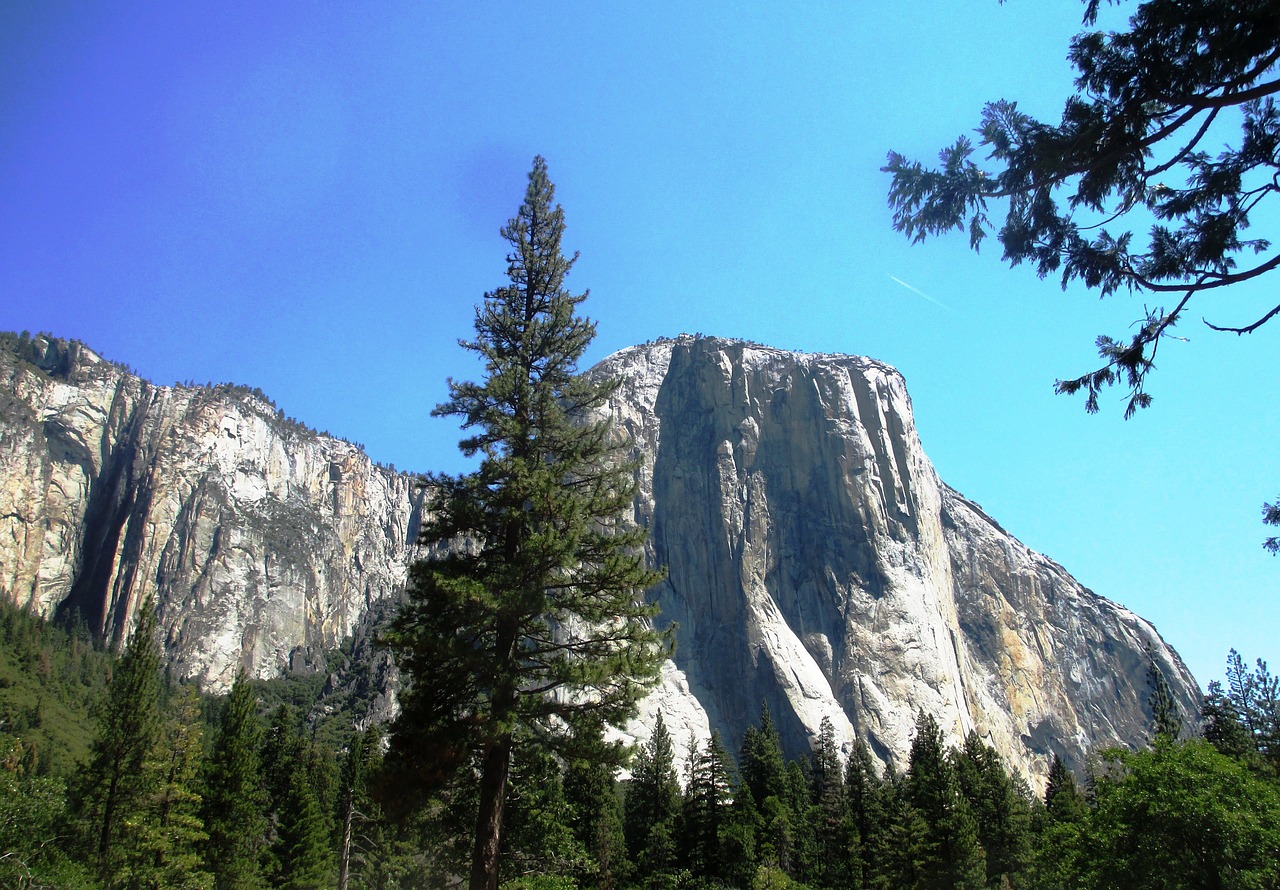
126;684;212;890
77;598;163;889
951;732;1031;889
384;155;668;890
336;727;383;890
904;712;986;890
203;671;269;890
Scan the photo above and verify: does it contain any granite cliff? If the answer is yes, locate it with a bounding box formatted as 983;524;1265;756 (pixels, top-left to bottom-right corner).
0;333;1198;781
0;335;422;693
594;336;1198;782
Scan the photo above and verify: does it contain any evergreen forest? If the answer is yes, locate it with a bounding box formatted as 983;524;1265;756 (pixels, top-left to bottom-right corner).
2;597;1278;890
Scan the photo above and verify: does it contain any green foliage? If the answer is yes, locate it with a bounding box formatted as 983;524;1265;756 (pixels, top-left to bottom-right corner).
904;712;987;890
202;671;269;890
336;727;385;890
885;0;1280;417
384;156;667;890
679;731;736;880
0;735;94;889
564;752;630;890
739;705;788;811
123;684;213;890
1042;754;1086;823
1262;496;1280;554
1145;650;1183;742
1077;739;1280;889
624;712;681;868
950;732;1032;889
0;598;112;775
1222;649;1280;767
254;710;338;890
76;598;164;887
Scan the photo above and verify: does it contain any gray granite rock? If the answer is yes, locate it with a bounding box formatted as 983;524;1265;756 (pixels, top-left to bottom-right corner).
0;333;1198;786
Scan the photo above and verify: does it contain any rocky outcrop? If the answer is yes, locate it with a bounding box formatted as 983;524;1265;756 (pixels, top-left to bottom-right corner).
0;333;1198;783
0;335;423;691
596;336;1198;783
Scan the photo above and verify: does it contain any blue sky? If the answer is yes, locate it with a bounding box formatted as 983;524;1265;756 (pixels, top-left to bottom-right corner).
2;1;1275;690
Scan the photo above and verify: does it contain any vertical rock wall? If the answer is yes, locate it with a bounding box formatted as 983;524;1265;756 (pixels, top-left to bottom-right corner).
0;336;423;691
597;336;1198;782
0;332;1199;784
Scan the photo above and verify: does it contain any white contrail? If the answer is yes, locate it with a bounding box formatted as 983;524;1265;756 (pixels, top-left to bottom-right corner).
888;275;954;312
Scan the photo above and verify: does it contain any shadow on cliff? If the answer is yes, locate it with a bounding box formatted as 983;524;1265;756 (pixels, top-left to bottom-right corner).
648;339;892;758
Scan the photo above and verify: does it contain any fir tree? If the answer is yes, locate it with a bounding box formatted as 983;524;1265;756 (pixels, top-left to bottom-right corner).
1145;650;1183;742
564;752;629;890
624;712;681;864
336;727;382;890
680;731;735;880
868;761;928;890
384;155;667;890
1030;754;1088;890
904;712;986;890
1224;648;1280;766
203;670;269;890
739;703;788;810
126;684;212;890
276;749;335;890
842;740;882;887
1200;680;1255;762
951;732;1031;889
77;598;163;889
805;716;856;889
0;734;93;889
501;739;586;880
756;794;795;877
1042;754;1085;822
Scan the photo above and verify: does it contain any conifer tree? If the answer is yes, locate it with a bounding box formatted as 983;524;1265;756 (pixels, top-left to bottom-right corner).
1145;650;1183;742
78;598;163;889
127;684;212;890
806;717;855;889
809;716;844;808
843;740;882;885
337;727;382;890
203;671;269;890
624;712;681;863
384;155;667;890
276;750;335;890
904;712;986;890
1041;754;1085;822
564;752;629;890
951;732;1031;889
1223;648;1280;765
1030;754;1088;890
885;0;1280;419
739;704;788;810
1200;680;1256;762
867;760;928;890
501;739;586;880
679;732;735;880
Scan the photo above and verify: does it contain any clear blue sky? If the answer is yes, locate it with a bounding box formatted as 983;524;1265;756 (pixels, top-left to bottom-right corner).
2;1;1275;690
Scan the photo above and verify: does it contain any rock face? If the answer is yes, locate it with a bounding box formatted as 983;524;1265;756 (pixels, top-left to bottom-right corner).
0;335;423;692
0;333;1198;783
596;336;1199;782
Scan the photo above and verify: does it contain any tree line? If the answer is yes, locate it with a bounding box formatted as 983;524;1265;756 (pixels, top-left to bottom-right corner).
2;590;1278;889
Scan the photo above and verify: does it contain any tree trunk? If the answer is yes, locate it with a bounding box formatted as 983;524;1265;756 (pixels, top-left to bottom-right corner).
469;733;514;890
337;790;353;890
